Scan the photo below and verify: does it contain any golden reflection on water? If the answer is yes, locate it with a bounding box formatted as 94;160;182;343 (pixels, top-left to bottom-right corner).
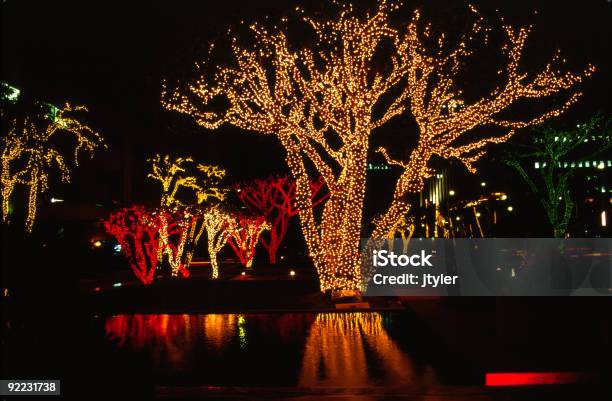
299;313;436;387
203;314;236;348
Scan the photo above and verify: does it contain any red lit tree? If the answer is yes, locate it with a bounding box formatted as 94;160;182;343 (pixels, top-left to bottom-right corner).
104;206;162;285
226;215;269;268
236;176;327;264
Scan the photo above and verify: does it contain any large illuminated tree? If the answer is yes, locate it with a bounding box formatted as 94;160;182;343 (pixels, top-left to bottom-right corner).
1;104;105;231
164;1;591;293
236;175;327;264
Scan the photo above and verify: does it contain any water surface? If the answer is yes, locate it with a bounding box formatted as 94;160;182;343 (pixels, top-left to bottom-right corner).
105;312;462;387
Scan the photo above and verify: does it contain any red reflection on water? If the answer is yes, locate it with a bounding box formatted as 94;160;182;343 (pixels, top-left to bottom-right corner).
106;314;238;368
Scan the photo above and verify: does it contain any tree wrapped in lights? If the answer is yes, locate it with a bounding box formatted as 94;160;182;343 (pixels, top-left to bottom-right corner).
158;209;191;277
164;1;591;293
103;206;162;285
201;206;235;278
148;154;226;270
227;215;270;268
1;104;105;231
236;175;327;264
506;115;610;237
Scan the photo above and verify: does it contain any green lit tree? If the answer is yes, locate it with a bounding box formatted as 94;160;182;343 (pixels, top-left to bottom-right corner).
506;115;610;237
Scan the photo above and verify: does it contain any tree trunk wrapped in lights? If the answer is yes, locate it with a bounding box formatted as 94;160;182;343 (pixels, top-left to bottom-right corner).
157;209;191;277
103;206;163;285
147;154;226;270
201;206;234;278
227;215;270;268
236;175;327;264
1;104;105;232
164;1;591;293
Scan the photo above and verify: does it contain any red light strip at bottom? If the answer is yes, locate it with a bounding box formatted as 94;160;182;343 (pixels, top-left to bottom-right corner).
486;372;588;386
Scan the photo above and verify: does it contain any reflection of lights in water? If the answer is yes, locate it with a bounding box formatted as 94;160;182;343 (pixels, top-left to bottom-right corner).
106;314;240;368
237;315;247;349
204;314;236;349
104;313;436;386
299;313;435;387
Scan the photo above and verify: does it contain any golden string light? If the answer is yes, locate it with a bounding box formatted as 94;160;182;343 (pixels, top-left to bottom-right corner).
158;210;191;277
1;104;105;232
164;1;590;293
201;206;234;279
147;154;226;270
147;154;226;207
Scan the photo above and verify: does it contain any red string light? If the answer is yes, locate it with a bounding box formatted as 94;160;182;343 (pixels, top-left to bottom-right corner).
103;206;162;285
236;175;327;264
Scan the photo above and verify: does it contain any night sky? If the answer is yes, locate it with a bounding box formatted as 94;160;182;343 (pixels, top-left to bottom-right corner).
1;0;611;207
